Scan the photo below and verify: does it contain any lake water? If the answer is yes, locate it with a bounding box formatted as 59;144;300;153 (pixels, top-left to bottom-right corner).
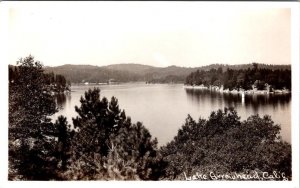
52;83;291;146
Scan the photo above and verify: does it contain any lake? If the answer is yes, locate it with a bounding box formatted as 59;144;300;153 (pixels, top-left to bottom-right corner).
52;83;291;146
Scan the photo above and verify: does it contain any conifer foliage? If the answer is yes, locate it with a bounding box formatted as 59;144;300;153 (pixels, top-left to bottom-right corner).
161;108;291;180
64;88;165;180
9;56;64;180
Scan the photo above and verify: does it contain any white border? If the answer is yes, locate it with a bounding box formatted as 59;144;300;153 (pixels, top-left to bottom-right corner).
290;2;300;187
0;0;9;185
0;1;299;188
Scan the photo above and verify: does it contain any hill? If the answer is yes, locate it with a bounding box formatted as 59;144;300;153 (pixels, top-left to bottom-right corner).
103;63;156;75
44;63;291;84
45;64;142;83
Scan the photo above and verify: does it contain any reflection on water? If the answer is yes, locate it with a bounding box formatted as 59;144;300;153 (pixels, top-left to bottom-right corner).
244;93;291;112
185;89;242;108
185;89;291;113
52;84;291;145
55;93;71;111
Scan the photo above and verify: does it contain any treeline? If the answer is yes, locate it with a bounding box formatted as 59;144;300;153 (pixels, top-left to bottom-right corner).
9;63;70;93
185;63;291;91
147;75;185;84
9;56;291;180
199;63;291;72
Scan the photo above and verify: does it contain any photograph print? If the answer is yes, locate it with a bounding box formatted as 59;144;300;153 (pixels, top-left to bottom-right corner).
5;1;298;183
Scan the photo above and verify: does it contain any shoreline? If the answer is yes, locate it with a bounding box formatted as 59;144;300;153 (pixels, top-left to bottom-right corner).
183;85;291;95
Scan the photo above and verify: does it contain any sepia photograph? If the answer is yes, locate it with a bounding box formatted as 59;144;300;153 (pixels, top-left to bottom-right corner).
1;1;299;187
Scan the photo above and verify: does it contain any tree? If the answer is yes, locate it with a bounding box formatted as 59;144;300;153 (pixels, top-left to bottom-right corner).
161;108;291;180
252;62;259;71
253;80;266;90
108;122;166;180
72;88;116;157
66;88;165;180
53;115;73;172
9;55;59;180
55;74;67;92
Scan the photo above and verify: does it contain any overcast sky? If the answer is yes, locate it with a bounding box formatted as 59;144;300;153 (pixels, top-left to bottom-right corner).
5;2;291;67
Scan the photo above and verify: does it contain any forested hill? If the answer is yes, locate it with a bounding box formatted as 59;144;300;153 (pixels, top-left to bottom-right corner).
44;64;143;83
44;63;291;84
103;64;156;75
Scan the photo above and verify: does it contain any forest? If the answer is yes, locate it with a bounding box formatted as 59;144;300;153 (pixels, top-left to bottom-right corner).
185;63;291;91
8;56;291;180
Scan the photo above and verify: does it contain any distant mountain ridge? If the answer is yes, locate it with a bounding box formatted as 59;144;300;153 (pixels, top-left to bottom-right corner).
103;63;156;75
44;63;291;84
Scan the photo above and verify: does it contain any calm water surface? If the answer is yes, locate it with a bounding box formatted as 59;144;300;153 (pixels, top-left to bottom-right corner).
52;83;291;146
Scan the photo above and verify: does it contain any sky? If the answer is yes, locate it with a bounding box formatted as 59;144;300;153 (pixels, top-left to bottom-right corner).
4;2;292;67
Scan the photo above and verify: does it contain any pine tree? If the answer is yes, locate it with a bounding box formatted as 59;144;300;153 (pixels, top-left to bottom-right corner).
53;115;73;172
9;55;58;180
66;88;166;180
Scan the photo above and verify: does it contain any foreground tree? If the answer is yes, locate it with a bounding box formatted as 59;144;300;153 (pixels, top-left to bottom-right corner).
9;56;59;180
161;108;291;180
53;115;73;173
63;88;165;180
9;56;72;180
